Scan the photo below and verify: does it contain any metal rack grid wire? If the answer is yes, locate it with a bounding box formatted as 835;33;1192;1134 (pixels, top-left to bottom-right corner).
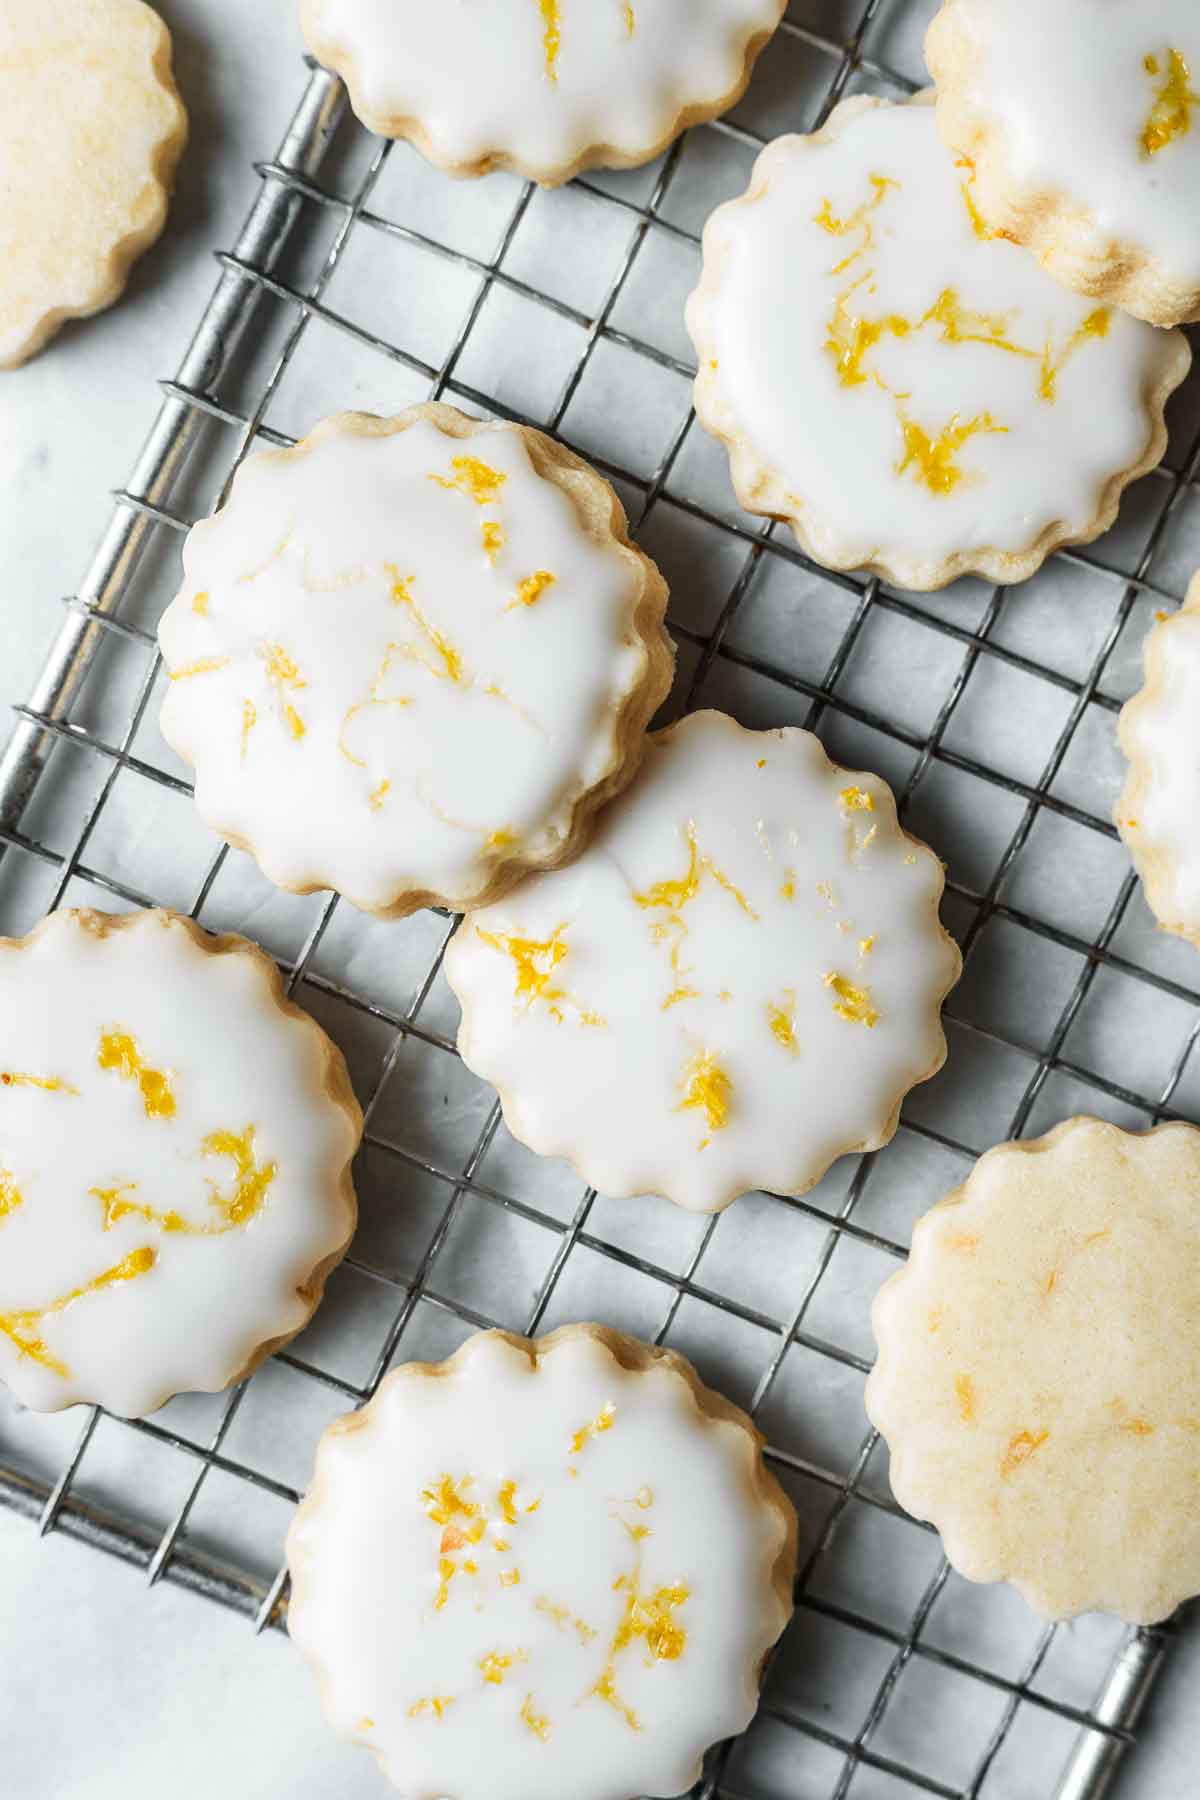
1;2;1198;1796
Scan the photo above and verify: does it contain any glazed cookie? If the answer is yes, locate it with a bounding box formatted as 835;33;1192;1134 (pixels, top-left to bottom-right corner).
928;0;1200;327
0;909;360;1418
0;0;187;369
299;0;786;185
685;96;1190;592
444;710;960;1214
158;406;672;919
287;1324;796;1800
1117;573;1200;947
867;1117;1200;1623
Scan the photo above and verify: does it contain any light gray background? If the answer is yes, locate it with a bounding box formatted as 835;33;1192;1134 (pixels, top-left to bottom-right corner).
0;2;1197;1795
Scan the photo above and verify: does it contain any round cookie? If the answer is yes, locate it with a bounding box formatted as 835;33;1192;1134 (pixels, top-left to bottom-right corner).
444;709;960;1214
0;0;187;370
866;1117;1200;1624
685;95;1190;592
158;405;673;919
1117;571;1200;948
0;909;360;1418
927;0;1200;328
299;0;787;185
286;1324;797;1800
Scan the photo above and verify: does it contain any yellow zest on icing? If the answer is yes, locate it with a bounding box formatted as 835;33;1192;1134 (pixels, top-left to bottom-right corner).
431;456;508;505
0;1247;157;1378
955;1373;976;1422
623;3;635;33
369;779;391;812
97;1030;176;1120
825;277;911;388
570;1400;616;1456
0;1168;23;1222
897;412;1007;497
768;993;799;1055
780;868;796;901
476;925;604;1027
1038;309;1111;403
480;1650;528;1686
921;288;1034;359
590;1556;690;1734
509;570;557;610
839;786;874;813
824;973;880;1027
859;936;876;958
240;698;257;761
486;829;516;851
1;1072;77;1095
191;591;210;616
678;1048;732;1148
93;1126;276;1238
1000;1429;1049;1478
386;564;466;684
535;1595;597;1644
634;823;757;920
259;642;307;739
482;521;505;563
814;174;898;276
500;1568;521;1587
170;657;230;681
408;1697;455;1720
1141;49;1198;157
928;1305;944;1334
520;1692;551;1741
955;158;1021;244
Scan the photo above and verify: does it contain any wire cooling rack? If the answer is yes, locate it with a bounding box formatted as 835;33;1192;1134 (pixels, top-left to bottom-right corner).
2;3;1198;1795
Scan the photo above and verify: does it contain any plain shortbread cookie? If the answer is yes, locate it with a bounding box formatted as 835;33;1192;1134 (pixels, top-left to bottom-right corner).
867;1117;1200;1623
0;0;187;369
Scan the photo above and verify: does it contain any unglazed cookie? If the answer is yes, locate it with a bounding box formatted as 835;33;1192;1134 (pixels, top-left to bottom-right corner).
928;0;1200;328
299;0;786;185
867;1117;1200;1623
444;710;960;1214
158;406;672;919
287;1324;796;1800
0;0;187;370
0;909;360;1418
1117;572;1200;947
685;96;1190;592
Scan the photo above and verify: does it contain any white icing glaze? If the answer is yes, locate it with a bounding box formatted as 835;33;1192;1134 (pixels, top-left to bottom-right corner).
158;413;660;915
444;710;959;1214
934;0;1200;283
0;911;359;1418
686;98;1186;583
1118;581;1200;935
0;0;186;369
301;0;786;179
286;1328;793;1800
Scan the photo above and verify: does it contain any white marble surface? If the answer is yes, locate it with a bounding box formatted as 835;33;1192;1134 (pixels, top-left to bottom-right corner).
0;1;1197;1795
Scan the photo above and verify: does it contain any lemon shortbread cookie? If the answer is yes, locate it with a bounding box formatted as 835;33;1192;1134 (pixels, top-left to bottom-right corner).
867;1117;1200;1623
928;0;1200;328
0;909;360;1418
686;96;1189;593
1117;572;1200;948
300;0;786;187
444;710;960;1214
0;0;187;370
158;406;672;919
287;1324;796;1800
